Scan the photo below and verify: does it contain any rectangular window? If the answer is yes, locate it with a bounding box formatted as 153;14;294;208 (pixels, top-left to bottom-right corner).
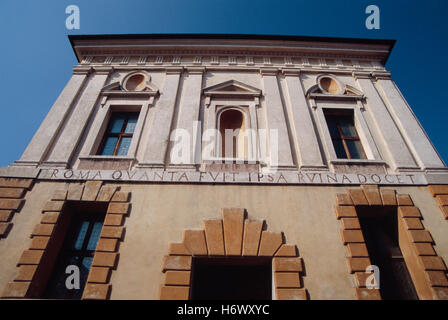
324;109;366;159
98;112;139;156
359;208;418;300
43;210;106;299
191;257;272;300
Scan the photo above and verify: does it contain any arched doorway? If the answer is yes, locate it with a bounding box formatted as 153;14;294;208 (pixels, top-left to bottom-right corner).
218;109;246;159
159;208;308;300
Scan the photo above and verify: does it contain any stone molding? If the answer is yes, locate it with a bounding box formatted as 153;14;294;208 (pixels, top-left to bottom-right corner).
334;185;448;300
1;181;131;300
159;208;308;300
0;178;34;239
428;185;448;220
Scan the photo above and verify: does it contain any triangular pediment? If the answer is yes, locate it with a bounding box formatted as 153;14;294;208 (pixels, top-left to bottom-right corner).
306;83;364;101
203;80;261;96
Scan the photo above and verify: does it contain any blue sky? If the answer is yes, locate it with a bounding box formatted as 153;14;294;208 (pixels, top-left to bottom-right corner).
0;0;446;167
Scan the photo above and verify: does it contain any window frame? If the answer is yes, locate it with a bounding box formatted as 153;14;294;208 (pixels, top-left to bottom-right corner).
324;109;366;160
42;207;107;300
79;99;151;163
313;101;382;164
97;112;138;156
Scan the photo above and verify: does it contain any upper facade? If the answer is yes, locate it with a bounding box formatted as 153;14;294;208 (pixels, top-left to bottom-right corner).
6;34;447;185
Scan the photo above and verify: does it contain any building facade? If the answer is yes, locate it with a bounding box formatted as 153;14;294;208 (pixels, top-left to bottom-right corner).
0;34;447;300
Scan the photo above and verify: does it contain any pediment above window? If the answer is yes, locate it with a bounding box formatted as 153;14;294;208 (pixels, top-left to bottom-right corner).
203;80;262;99
306;75;364;101
101;71;159;98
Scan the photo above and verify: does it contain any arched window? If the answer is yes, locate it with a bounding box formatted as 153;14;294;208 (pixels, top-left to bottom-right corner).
218;109;246;159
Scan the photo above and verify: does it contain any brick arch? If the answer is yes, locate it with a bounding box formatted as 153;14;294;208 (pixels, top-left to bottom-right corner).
1;181;131;300
334;185;448;300
159;208;308;300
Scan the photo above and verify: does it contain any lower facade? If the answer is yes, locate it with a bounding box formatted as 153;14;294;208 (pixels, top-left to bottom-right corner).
0;178;447;300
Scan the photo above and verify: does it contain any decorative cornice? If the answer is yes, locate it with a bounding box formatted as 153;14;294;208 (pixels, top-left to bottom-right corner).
165;67;183;74
94;66;114;75
282;68;301;76
186;67;205;75
260;68;279;76
371;72;392;81
72;66;92;75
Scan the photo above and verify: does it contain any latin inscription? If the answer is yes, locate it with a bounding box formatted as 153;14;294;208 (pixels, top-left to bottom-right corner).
38;168;423;185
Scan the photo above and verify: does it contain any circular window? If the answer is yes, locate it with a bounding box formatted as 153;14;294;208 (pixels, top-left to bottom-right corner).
124;73;146;91
318;76;343;94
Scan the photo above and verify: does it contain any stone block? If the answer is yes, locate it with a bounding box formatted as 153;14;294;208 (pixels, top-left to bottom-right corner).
42;200;64;212
0;178;33;189
419;256;447;271
335;193;353;206
0;198;22;210
222;208;244;256
347;189;369;206
0;222;9;236
29;236;50;250
111;191;130;202
347;257;371;273
0;210;13;222
183;230;207;256
402;217;424;230
104;214;123;226
380;189;397;206
242;219;263;256
1;282;30;298
41;212;60;224
81;181;103;201
335;206;357;219
274;272;301;288
96;186;118;202
258;231;283;256
100;226;124;239
341;218;361;230
159;286;189;300
87;267;110;283
346;243;369;257
0;187;25;199
18;250;44;265
436;195;448;206
275;288;307;300
355;288;381;300
51;189;67;201
67;183;84;201
92;252;118;268
398;206;422;218
203;219;225;255
434;287;448;300
275;245;297;257
164;271;191;286
14;265;38;281
414;243;436;256
31;224;54;237
82;283;110;300
428;185;448;196
96;238;118;252
426;271;448;287
107;202;130;215
397;194;414;206
168;243;191;256
162;255;192;272
340;229;365;244
273;257;303;272
361;185;382;205
409;230;433;243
